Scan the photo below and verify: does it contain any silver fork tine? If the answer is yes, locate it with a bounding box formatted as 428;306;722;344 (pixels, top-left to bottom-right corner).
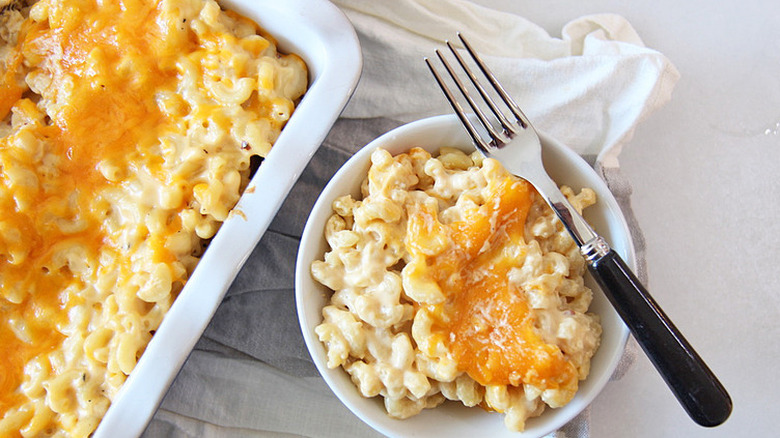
457;33;529;129
446;39;517;136
424;56;490;152
431;47;504;147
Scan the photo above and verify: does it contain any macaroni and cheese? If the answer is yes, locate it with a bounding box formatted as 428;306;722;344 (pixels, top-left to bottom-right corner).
312;147;601;431
0;0;307;436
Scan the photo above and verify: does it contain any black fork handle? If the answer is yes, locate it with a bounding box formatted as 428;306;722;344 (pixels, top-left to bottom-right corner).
589;250;732;427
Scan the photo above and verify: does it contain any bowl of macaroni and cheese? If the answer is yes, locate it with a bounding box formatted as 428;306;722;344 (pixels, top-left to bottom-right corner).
0;0;360;436
296;115;634;437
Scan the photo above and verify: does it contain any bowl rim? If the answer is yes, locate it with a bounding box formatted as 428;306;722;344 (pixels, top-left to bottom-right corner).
296;114;633;438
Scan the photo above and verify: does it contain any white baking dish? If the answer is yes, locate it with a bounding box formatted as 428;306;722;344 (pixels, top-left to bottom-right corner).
94;1;362;436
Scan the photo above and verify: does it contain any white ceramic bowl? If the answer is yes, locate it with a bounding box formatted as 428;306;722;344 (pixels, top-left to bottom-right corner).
94;1;361;436
296;115;633;438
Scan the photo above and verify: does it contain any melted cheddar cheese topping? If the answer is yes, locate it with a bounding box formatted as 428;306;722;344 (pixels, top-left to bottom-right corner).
0;0;307;435
2;6;175;414
406;176;577;392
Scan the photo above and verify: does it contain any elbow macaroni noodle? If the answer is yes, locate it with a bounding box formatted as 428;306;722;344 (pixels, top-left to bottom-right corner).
0;0;307;436
312;147;602;431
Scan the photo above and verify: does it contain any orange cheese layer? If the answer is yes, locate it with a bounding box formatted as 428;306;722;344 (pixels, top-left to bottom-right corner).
0;0;179;413
21;0;179;182
406;176;578;391
0;82;24;122
0;46;24;120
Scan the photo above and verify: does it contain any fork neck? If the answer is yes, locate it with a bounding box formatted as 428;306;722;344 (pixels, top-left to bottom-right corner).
547;199;608;261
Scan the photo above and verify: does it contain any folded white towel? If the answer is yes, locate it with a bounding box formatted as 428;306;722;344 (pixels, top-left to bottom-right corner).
334;0;679;168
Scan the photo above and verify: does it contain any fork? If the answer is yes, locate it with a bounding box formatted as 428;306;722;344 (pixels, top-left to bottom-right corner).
425;33;732;428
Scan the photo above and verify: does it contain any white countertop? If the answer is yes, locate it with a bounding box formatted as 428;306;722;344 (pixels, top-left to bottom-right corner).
471;0;780;436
